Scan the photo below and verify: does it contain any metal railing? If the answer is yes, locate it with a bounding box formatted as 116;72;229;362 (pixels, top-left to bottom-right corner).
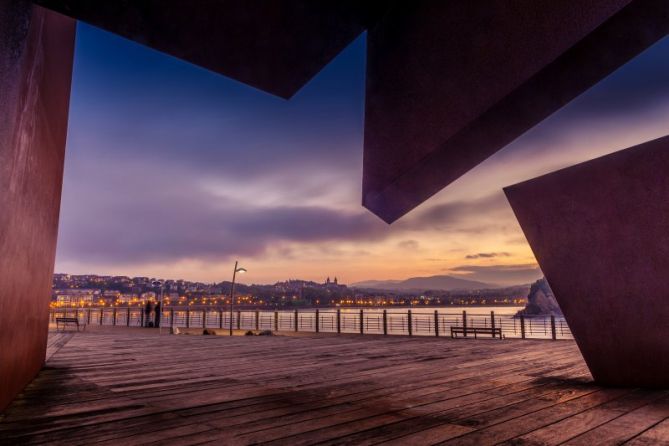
49;307;573;340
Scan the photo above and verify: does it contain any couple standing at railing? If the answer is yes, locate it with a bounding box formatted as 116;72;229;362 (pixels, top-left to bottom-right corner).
144;300;161;328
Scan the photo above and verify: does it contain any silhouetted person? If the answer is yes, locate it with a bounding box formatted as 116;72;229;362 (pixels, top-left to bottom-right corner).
145;300;154;327
154;301;161;328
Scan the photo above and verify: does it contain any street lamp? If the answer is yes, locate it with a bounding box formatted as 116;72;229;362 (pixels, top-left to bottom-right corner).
229;261;247;336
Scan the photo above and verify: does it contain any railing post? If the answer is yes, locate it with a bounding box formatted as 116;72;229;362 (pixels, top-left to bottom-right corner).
434;310;439;337
360;309;364;334
255;310;260;331
219;308;223;329
100;309;104;325
294;309;298;332
520;315;526;339
383;310;388;335
186;308;190;328
462;310;468;337
203;310;207;328
113;307;117;326
171;308;175;329
274;311;278;332
491;311;496;338
87;309;92;325
407;310;413;336
551;315;557;340
127;307;131;327
237;310;241;330
315;309;320;333
336;309;341;334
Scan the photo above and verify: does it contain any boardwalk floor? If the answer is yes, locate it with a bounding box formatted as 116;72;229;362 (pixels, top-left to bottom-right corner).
1;329;668;445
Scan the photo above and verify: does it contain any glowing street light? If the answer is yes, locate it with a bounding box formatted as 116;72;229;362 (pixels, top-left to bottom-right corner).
229;261;246;336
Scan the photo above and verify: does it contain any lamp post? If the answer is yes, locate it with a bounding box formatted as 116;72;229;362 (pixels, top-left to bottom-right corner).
229;261;247;336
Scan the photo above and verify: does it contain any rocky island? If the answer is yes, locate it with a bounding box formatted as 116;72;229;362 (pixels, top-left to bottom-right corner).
518;278;562;316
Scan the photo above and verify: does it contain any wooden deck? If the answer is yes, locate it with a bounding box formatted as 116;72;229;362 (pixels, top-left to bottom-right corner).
1;328;668;445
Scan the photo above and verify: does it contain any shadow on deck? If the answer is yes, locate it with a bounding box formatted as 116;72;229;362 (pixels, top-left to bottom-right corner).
1;329;667;445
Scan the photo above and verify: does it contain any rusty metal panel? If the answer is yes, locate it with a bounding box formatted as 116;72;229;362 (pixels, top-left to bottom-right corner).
505;136;669;387
363;0;668;222
0;2;75;410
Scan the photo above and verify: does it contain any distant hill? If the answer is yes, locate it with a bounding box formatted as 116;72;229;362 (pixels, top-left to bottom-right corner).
352;275;497;292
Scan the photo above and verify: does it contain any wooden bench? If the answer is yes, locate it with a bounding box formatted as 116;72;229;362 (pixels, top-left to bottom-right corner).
451;326;501;339
56;317;85;332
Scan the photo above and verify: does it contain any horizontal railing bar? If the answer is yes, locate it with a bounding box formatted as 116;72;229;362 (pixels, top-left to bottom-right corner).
48;308;573;340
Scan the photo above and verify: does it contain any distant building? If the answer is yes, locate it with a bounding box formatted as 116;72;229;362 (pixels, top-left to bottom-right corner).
325;276;345;289
117;293;139;304
140;291;157;301
102;290;121;299
54;288;99;306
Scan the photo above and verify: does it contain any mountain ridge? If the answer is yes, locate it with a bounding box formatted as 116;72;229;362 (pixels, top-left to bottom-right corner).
352;274;497;291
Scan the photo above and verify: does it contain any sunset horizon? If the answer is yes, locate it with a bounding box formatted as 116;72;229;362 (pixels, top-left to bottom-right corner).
54;23;669;285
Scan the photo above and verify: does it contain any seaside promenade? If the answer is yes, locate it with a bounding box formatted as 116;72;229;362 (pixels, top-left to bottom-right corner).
1;328;667;445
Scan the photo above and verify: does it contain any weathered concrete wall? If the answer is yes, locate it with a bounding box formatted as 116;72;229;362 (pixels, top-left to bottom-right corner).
0;1;75;411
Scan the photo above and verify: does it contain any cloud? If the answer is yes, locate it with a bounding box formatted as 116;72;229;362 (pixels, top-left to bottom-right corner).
56;27;381;272
57;200;386;265
397;240;419;250
505;236;529;245
56;158;389;266
418;194;508;223
67;23;367;193
393;193;513;232
465;252;511;259
55;27;669;283
446;264;542;286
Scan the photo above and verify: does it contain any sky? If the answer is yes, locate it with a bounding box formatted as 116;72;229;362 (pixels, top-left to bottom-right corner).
54;23;669;287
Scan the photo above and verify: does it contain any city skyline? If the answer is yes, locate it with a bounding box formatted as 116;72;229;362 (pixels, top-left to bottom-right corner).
55;23;669;285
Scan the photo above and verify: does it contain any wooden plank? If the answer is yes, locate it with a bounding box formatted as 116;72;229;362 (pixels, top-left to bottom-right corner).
1;328;665;446
562;395;669;445
313;380;592;445
434;388;635;445
45;332;74;362
625;417;669;445
506;390;669;445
